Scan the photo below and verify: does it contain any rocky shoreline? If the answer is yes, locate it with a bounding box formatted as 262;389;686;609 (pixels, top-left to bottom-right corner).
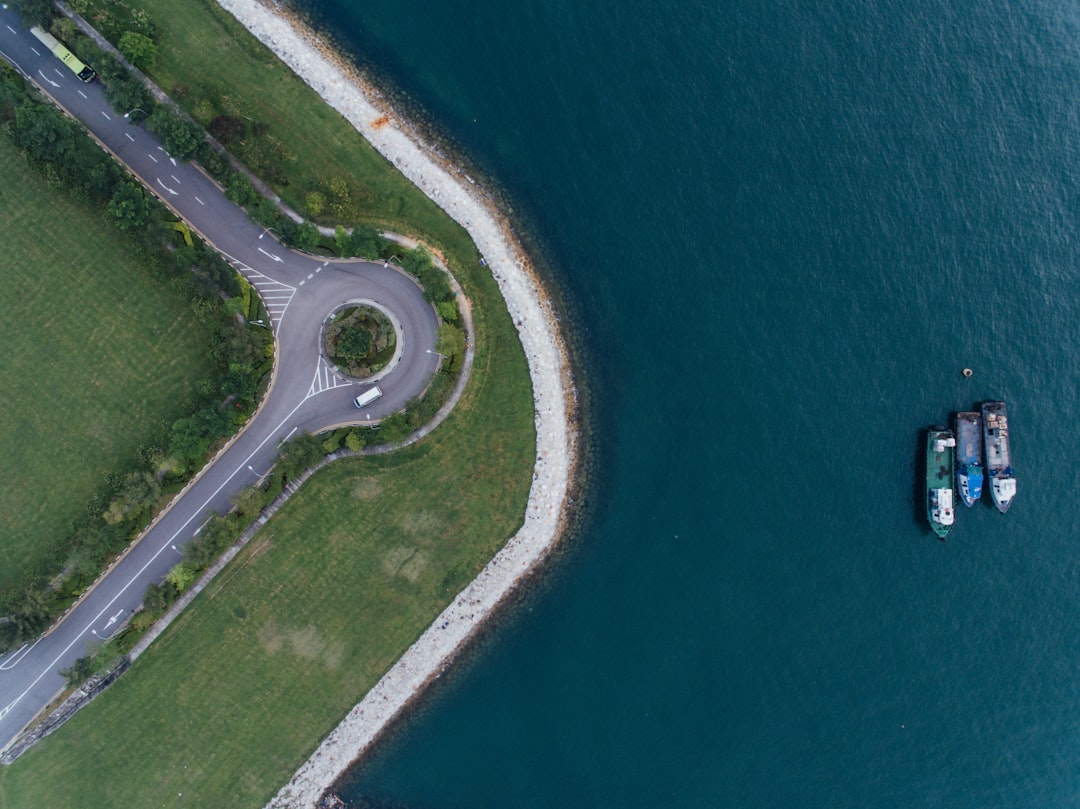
209;2;577;807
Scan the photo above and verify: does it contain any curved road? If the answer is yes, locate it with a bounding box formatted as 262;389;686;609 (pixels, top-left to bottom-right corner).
0;6;440;752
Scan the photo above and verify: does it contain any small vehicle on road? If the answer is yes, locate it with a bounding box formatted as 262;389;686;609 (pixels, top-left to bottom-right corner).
353;386;383;408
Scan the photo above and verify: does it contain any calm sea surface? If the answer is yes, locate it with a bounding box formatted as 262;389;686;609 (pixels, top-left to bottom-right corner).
296;0;1080;805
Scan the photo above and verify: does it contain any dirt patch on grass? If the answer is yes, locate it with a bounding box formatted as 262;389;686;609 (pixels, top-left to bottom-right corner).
353;477;382;500
258;622;345;670
381;546;428;582
398;510;439;541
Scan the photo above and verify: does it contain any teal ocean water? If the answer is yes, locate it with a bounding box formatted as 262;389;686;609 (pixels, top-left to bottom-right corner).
296;0;1080;805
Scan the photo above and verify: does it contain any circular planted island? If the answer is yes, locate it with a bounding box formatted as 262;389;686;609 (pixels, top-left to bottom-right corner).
325;304;397;378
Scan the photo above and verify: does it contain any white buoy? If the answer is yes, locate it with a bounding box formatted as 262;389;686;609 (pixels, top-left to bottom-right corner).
962;368;973;378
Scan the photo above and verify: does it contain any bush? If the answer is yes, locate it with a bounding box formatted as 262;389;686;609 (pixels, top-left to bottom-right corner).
118;31;158;71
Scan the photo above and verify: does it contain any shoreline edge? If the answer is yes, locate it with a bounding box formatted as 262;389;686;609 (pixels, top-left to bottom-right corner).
209;2;579;807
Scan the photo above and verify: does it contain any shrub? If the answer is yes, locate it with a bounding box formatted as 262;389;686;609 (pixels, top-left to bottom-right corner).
118;31;158;71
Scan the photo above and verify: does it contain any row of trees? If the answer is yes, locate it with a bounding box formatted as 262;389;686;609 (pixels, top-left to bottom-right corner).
0;61;273;652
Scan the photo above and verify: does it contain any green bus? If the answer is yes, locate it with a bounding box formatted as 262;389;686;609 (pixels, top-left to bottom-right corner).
30;26;96;83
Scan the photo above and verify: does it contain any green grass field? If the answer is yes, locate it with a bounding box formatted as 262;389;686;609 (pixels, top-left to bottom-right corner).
0;286;534;809
0;137;216;594
0;0;537;805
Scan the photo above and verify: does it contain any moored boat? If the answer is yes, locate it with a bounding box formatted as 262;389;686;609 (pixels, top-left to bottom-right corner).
926;428;956;540
954;411;984;507
981;401;1016;512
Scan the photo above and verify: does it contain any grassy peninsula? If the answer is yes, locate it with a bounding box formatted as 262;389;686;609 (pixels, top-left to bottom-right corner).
0;0;535;806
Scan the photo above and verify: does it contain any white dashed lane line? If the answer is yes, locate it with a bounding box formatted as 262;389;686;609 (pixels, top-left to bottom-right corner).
100;111;111;120
125;133;135;142
77;89;87;99
195;196;205;205
171;175;182;184
148;153;158;163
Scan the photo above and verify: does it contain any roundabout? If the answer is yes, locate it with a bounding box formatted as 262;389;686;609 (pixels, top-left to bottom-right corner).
0;9;447;752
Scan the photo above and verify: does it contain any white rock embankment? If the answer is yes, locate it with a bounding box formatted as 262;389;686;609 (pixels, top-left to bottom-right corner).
210;2;576;807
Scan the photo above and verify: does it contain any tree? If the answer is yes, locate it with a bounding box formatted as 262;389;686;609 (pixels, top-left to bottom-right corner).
142;582;169;614
165;563;195;593
208;114;246;145
104;76;152;118
118;31;158;71
335;326;372;361
334;224;350;257
106;181;151;230
291;221;321;252
13;0;54;27
231;485;266;518
147;107;201;160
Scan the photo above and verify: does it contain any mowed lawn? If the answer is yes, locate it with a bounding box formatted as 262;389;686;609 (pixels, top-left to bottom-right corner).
0;296;535;808
0;138;216;592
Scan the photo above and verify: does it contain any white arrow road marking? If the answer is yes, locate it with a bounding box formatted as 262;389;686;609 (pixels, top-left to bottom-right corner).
156;178;179;196
37;69;59;88
0;640;37;671
170;157;177;166
103;609;125;628
257;247;283;263
0;700;17;721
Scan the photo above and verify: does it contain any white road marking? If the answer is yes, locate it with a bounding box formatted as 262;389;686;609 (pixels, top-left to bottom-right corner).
53;67;62;77
156;177;179;196
307;273;314;279
0;640;37;672
125;132;135;141
29;46;40;56
0;700;18;721
0;338;316;735
257;247;283;263
37;69;59;88
298;280;305;286
171;174;181;184
5;25;17;34
170;157;177;166
147;153;159;163
100;110;111;120
195;196;205;205
77;89;87;99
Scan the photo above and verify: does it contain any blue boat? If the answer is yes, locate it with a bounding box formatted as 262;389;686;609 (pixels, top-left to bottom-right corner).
954;411;984;507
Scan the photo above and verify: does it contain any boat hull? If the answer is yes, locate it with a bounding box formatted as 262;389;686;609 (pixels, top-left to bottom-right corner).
926;428;956;539
954;412;984;507
981;401;1016;513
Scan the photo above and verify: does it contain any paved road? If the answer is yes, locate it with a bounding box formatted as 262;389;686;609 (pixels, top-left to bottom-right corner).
0;6;440;751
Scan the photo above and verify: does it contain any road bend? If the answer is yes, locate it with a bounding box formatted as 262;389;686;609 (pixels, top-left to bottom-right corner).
0;6;440;751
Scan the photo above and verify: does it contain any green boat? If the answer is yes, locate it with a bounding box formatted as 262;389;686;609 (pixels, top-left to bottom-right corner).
926;428;956;540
